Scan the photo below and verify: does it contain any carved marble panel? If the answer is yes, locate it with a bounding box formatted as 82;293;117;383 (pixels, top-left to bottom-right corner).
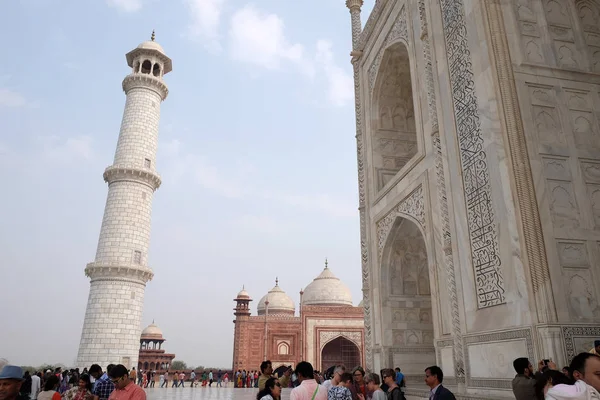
570;110;600;149
542;0;583;69
574;0;600;71
533;105;565;145
563;325;600;359
368;6;408;93
547;180;581;227
557;240;589;267
565;90;593;111
377;186;425;256
441;0;505;308
587;184;600;227
581;160;600;183
542;156;571;181
516;0;546;63
563;268;600;321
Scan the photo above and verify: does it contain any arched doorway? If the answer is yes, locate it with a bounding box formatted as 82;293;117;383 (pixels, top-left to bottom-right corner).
372;42;417;191
321;336;361;372
380;216;435;379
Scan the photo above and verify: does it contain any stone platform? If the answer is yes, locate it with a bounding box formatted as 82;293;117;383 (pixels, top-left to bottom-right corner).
145;387;291;400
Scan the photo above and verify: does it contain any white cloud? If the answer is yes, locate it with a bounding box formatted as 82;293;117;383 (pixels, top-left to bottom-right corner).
316;40;354;107
106;0;142;12
38;135;94;162
0;89;27;107
185;0;226;50
160;139;355;217
229;5;314;76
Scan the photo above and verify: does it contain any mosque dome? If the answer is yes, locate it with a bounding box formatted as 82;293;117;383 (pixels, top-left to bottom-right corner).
257;279;295;316
301;260;353;306
141;322;164;340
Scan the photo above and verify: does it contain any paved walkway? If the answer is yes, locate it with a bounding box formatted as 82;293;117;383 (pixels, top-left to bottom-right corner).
146;387;291;400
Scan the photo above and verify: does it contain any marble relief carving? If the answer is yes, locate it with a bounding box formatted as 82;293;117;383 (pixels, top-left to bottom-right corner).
564;326;600;360
368;6;408;93
515;0;545;63
542;0;583;69
371;19;417;191
319;331;362;350
564;269;600;321
574;0;600;72
440;0;505;308
565;90;600;150
419;0;464;381
529;84;566;146
557;241;589;267
582;160;600;227
377;185;425;256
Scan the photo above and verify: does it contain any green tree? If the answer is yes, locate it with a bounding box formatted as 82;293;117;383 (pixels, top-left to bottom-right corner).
170;361;187;371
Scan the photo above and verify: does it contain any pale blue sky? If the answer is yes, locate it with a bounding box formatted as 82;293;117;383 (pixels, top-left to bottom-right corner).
0;0;375;368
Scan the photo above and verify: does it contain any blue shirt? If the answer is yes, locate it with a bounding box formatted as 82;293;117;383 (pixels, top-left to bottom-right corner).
92;373;115;400
395;371;404;386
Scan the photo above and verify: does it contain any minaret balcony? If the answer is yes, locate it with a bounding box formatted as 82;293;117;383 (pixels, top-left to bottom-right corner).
122;74;169;100
85;261;154;282
103;165;162;191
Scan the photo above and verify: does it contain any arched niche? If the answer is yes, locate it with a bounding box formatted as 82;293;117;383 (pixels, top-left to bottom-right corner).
379;216;435;375
371;42;417;191
321;336;361;373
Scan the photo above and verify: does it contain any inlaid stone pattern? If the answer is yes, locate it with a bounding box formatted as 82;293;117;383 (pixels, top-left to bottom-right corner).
440;0;505;308
368;5;408;93
319;331;362;350
377;185;425;257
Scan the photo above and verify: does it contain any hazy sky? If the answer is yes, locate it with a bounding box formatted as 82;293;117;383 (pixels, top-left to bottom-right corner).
0;0;375;369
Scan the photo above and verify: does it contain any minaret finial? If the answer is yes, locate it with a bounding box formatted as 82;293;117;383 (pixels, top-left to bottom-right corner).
242;284;245;290
152;319;155;324
325;258;329;269
276;277;279;286
151;30;155;41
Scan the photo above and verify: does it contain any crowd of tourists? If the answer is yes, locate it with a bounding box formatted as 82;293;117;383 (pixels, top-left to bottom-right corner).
2;345;600;400
129;367;227;388
252;348;600;400
511;343;600;400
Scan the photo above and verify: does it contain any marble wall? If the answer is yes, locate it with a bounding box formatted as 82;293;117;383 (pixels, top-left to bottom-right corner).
352;0;600;398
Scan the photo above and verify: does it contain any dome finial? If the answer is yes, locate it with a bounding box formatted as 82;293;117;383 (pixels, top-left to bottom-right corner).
151;30;156;41
275;277;279;286
325;258;329;269
152;319;154;324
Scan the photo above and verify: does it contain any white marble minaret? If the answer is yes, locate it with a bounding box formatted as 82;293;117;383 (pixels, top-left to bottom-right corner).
76;32;171;369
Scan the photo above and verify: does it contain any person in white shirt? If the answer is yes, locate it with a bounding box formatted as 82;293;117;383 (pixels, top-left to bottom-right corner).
322;366;345;392
290;362;327;400
30;373;41;400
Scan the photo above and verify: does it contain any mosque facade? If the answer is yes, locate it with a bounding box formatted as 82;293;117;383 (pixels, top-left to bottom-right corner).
232;262;364;372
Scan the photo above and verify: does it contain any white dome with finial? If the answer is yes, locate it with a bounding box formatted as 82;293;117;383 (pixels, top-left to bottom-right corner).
257;278;295;316
301;259;353;306
237;285;251;300
141;321;164;339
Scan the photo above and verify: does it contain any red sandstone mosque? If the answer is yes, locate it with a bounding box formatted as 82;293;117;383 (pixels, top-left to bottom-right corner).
232;261;365;372
138;322;176;373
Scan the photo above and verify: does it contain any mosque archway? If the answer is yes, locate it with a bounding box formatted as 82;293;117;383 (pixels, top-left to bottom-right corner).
380;216;435;379
371;42;418;192
321;336;361;372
